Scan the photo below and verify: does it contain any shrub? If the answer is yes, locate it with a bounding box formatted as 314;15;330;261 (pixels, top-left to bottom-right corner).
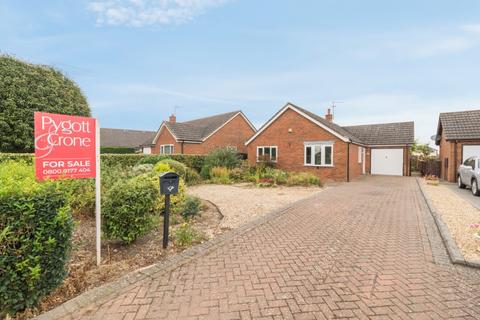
132;163;154;175
0;55;90;152
229;167;244;182
185;167;201;185
102;174;159;244
210;166;231;184
0;161;73;316
136;154;205;172
153;162;172;174
201;148;240;178
182;196;202;219
158;159;186;175
64;178;95;217
287;172;323;187
174;223;203;247
0;153;33;164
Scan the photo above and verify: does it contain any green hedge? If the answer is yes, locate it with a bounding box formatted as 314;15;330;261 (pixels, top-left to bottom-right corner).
0;153;33;164
0;153;206;172
0;161;73;316
100;147;136;154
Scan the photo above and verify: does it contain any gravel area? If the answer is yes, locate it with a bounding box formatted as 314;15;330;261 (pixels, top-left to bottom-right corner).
187;184;323;229
422;180;480;262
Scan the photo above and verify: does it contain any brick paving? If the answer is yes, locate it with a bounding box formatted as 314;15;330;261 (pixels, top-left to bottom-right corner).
64;177;480;319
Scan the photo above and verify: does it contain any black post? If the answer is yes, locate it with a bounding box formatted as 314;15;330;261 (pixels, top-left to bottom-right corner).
163;194;170;249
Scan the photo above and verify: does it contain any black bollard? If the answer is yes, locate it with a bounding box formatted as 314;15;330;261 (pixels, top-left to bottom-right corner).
163;194;170;249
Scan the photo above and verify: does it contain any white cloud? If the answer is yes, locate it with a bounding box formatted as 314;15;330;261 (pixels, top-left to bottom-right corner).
461;24;480;35
88;0;229;27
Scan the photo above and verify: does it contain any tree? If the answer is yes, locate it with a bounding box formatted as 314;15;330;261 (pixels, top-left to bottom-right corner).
411;139;432;159
0;55;91;152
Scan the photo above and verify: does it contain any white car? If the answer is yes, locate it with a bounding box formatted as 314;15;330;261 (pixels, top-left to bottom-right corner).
457;156;480;196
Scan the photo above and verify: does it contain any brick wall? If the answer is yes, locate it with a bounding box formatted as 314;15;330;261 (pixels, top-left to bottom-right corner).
152;126;179;154
246;109;350;182
349;144;364;180
440;138;480;182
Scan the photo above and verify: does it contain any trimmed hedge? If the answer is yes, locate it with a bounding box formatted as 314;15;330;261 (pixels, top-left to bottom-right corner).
0;55;90;152
102;174;158;244
0;153;206;172
0;161;73;316
100;147;136;154
0;153;33;164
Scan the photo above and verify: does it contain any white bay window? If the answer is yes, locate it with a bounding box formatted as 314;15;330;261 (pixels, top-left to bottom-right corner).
304;142;333;167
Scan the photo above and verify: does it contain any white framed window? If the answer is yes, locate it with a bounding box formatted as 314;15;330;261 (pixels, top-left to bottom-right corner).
358;146;365;163
257;146;278;162
160;144;174;155
304;142;333;167
226;145;238;151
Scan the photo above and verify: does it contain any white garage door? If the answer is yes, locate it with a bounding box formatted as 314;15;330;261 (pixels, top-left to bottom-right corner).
463;145;480;161
371;149;404;176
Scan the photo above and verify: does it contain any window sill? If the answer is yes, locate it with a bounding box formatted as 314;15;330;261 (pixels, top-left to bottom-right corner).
304;164;334;168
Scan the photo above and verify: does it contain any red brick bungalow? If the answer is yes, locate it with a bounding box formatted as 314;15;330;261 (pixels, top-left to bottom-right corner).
435;109;480;182
245;103;414;182
146;111;256;155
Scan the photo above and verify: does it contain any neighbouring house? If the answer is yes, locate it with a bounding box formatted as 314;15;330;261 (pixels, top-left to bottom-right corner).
100;128;156;153
435;109;480;182
245;102;414;182
146;111;256;155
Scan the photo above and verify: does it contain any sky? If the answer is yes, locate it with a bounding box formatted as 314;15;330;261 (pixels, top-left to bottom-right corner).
1;0;480;145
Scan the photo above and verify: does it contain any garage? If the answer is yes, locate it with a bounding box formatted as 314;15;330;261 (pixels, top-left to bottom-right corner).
463;145;480;161
371;148;404;176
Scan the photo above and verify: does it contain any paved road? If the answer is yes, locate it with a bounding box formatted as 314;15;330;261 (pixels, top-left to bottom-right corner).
443;182;480;210
67;177;480;319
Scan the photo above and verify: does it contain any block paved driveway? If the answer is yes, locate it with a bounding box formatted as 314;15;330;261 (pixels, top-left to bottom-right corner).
69;176;480;319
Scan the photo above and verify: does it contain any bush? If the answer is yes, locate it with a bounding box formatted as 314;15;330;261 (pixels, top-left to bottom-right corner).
0;153;33;164
174;223;203;247
102;174;159;244
201;148;240;178
229;167;244;182
132;163;154;175
287;172;323;187
136;154;205;172
185;167;201;185
182;196;202;219
64;179;95;217
0;161;73;316
157;159;187;177
210;167;231;184
153;162;172;174
0;55;90;152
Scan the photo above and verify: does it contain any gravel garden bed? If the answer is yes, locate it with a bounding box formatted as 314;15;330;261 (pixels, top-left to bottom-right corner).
421;179;480;262
188;183;323;229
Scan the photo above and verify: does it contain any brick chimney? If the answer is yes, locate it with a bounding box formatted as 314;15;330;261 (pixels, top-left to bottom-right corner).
325;108;333;122
169;114;176;123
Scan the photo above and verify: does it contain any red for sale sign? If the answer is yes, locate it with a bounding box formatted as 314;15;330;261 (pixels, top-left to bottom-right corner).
34;112;97;180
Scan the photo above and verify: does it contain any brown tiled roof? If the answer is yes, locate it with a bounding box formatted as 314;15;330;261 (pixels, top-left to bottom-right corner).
161;111;245;142
437;109;480;142
293;104;364;144
343;122;415;146
100;128;156;148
